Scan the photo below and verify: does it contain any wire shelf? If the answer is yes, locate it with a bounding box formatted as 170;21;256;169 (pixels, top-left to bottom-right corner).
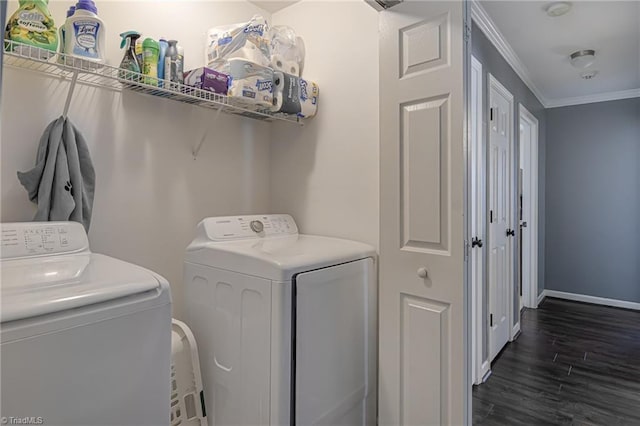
3;39;302;125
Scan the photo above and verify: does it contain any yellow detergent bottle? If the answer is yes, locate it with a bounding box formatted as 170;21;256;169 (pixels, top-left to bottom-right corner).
5;0;58;59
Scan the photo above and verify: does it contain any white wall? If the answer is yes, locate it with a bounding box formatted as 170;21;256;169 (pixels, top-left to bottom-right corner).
269;0;380;248
1;1;275;318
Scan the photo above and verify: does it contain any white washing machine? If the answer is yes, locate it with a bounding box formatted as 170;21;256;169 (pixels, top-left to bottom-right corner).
1;221;172;426
184;214;377;426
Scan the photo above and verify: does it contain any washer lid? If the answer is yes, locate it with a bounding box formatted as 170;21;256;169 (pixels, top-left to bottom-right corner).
185;234;376;281
1;253;163;323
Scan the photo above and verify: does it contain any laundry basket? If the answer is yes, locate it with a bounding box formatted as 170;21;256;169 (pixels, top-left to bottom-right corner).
171;319;208;426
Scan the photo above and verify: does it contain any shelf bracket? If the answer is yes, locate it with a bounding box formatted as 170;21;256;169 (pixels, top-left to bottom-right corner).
192;106;223;159
62;70;79;119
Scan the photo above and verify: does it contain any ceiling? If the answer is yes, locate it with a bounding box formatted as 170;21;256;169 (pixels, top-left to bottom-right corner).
479;1;640;107
247;0;301;14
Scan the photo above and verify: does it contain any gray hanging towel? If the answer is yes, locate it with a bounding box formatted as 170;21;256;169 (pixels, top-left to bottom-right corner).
17;116;96;231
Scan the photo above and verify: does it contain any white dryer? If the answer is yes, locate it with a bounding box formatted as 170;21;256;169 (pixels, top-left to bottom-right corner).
0;221;172;425
184;214;377;426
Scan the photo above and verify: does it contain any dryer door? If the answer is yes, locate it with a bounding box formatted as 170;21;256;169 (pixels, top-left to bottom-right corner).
294;258;376;426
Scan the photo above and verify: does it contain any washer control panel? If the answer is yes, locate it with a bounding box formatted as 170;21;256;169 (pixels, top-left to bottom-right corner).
202;214;298;241
1;222;89;259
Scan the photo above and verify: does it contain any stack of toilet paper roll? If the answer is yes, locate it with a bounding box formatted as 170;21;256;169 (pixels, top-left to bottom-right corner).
270;55;300;77
271;71;319;118
223;58;274;111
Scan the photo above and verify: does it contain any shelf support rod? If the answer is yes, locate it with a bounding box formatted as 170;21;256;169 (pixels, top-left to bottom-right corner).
62;70;79;119
193;106;223;159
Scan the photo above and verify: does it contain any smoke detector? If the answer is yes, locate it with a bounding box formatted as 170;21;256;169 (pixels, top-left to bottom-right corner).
570;50;596;69
545;2;572;17
581;70;598;80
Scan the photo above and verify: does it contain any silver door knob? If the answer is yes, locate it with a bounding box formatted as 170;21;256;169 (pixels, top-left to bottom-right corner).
417;267;428;279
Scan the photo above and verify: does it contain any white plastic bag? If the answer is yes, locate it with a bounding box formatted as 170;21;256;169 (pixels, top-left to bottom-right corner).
205;15;270;70
269;25;305;77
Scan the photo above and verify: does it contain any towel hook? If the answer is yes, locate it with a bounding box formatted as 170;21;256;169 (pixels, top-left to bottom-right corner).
62;70;79;119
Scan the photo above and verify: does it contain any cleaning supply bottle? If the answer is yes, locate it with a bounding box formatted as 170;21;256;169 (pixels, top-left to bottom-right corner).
164;39;178;86
142;37;160;86
64;0;106;65
158;37;168;85
135;37;143;66
5;0;58;58
118;31;141;81
176;43;185;84
58;5;75;57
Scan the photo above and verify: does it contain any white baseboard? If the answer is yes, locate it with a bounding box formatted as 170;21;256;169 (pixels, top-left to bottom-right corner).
474;360;491;386
510;322;521;341
544;290;640;311
537;290;546;306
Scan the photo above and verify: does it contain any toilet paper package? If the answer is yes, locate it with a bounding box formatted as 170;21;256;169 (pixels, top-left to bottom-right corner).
205;15;271;70
271;71;319;118
298;78;319;118
269;26;305;77
272;71;301;114
223;58;274;110
184;67;229;95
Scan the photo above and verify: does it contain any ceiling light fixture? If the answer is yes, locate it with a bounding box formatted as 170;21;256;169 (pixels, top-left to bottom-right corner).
570;49;596;69
545;2;572;17
581;70;598;80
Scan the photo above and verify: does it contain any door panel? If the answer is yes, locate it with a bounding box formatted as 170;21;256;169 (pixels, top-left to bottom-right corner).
379;1;467;425
488;77;513;361
295;259;377;426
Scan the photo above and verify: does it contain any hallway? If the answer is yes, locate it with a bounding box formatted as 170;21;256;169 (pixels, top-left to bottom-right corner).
473;298;640;425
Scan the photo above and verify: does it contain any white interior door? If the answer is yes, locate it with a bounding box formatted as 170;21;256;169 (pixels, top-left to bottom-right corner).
488;75;513;361
519;104;540;309
519;124;531;311
470;56;489;385
379;2;468;425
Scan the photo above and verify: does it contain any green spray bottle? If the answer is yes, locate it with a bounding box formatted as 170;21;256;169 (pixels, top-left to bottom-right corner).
119;31;142;82
142;37;160;86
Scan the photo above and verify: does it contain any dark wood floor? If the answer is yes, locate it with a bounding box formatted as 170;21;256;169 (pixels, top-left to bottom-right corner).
473;297;640;425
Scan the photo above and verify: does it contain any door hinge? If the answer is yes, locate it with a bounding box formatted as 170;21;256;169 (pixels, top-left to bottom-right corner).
490;314;493;327
471;237;483;248
490;107;494;121
490;210;493;223
463;21;471;42
507;229;515;237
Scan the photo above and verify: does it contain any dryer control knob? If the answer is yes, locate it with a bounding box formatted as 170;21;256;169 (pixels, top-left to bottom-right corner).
250;220;264;233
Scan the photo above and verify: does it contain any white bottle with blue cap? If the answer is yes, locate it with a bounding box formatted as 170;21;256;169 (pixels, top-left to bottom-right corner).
64;0;106;66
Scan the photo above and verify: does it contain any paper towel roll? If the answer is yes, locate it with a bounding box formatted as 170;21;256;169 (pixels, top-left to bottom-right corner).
272;71;302;114
298;78;319;118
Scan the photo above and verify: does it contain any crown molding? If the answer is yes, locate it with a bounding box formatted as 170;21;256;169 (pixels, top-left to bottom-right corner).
470;0;549;107
545;88;640;108
470;0;640;110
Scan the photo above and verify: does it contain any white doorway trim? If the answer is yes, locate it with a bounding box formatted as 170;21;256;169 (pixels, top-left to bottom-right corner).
488;73;517;346
470;56;490;385
518;104;539;309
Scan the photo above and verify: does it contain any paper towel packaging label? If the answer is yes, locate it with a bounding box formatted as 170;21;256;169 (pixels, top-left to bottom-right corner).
256;79;273;92
298;78;319;118
244;24;265;36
